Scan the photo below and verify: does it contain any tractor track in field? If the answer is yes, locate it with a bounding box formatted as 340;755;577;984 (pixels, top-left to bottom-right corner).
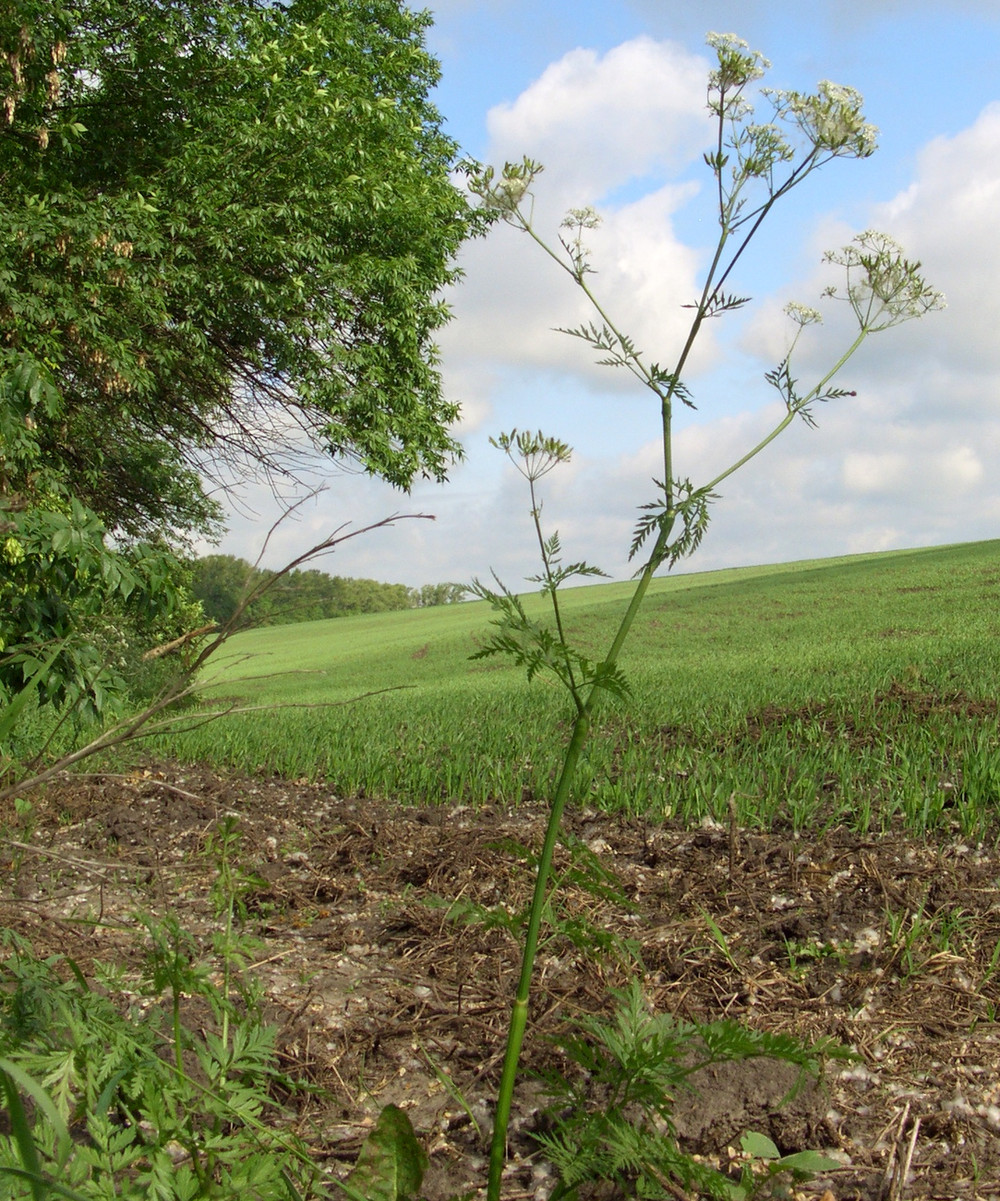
3;762;1000;1200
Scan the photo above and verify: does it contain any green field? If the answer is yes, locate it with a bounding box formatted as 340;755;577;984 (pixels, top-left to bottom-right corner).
158;539;1000;836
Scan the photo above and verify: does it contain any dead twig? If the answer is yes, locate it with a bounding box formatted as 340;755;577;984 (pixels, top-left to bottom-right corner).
1;507;435;806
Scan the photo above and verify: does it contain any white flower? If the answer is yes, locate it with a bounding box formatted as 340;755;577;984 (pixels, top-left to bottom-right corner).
774;81;879;159
823;230;946;331
784;301;822;327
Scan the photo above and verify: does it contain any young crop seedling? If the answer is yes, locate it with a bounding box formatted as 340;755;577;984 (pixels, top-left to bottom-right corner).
465;33;944;1200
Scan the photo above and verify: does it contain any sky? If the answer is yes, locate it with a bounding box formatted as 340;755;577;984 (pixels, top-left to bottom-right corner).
208;0;1000;591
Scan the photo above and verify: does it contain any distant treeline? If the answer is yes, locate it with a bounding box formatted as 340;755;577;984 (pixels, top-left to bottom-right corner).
192;554;468;627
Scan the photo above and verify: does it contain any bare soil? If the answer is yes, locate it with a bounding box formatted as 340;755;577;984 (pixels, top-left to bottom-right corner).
2;763;1000;1200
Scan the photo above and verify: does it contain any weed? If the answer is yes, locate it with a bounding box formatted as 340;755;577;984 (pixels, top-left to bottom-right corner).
465;36;940;1196
534;981;849;1200
701;908;742;972
0;828;324;1200
733;1132;842;1200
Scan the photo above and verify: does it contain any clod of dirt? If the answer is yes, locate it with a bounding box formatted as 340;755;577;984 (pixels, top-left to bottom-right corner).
672;1057;825;1155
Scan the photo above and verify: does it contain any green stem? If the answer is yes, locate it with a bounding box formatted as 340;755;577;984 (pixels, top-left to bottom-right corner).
483;91;886;1197
486;709;592;1200
530;476;581;705
219;888;232;1083
172;989;185;1080
702;326;869;496
486;518;673;1201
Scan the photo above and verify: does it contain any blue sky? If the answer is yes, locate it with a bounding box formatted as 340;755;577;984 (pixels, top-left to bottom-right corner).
212;0;1000;590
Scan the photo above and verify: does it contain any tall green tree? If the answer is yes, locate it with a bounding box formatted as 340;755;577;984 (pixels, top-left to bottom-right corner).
0;0;480;714
0;0;479;541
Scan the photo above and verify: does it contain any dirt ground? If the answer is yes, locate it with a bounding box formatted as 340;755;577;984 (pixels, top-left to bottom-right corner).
2;762;1000;1200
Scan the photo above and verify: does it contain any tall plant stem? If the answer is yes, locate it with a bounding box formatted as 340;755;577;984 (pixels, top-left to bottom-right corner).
485;318;870;1199
486;708;590;1199
486;521;671;1199
473;49;934;1192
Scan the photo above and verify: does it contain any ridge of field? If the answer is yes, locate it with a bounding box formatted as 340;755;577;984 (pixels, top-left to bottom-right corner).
161;539;1000;835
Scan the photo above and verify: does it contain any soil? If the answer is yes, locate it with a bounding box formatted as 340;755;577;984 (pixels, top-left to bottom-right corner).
2;762;1000;1200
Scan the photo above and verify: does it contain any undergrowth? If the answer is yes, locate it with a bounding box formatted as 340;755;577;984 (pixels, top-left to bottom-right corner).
0;817;846;1201
537;981;848;1201
0;818;328;1200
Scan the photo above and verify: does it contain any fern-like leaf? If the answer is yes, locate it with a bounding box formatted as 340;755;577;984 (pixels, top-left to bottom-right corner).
629;480;716;572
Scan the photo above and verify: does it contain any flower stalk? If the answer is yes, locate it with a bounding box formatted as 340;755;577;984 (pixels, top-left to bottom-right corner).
468;35;942;1199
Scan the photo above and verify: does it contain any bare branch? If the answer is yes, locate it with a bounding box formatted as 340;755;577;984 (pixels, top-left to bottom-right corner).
0;509;435;803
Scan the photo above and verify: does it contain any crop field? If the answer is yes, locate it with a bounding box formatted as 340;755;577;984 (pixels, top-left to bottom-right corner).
160;538;1000;837
11;539;1000;1201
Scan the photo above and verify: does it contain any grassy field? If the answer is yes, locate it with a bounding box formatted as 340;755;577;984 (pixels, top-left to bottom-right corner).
158;539;1000;836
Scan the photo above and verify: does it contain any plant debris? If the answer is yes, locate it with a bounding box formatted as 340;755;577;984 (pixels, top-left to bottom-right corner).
2;762;999;1200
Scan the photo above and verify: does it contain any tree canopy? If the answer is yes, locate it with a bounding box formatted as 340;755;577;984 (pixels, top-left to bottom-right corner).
0;0;480;541
0;0;481;715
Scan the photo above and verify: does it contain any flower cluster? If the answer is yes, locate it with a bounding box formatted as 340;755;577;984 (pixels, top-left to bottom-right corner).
823;230;946;331
707;32;769;119
772;80;879;159
784;301;823;327
559;207;602;278
466;158;543;217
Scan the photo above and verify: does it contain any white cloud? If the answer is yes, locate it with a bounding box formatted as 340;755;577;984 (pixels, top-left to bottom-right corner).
870;102;1000;373
438;357;497;435
739;105;1000;397
737;104;1000;397
841;451;909;496
205;372;1000;590
485;37;711;202
842;444;984;500
442;36;721;399
498;366;1000;582
443;179;709;385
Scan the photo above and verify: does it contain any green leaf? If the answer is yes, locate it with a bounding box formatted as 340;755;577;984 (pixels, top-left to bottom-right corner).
345;1104;427;1201
776;1149;841;1175
740;1131;780;1160
0;644;63;743
0;1167;91;1201
49;527;73;555
0;1067;46;1201
0;1057;73;1173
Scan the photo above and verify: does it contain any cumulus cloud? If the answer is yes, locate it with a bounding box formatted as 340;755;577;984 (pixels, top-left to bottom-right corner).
441;36;719;397
443;180;707;387
870;103;1000;373
747;104;1000;383
209;40;1000;590
484;37;710;201
565;386;999;578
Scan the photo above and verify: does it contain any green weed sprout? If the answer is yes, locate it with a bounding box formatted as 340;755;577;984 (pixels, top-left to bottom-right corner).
467;33;943;1200
535;980;848;1199
0;832;323;1200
